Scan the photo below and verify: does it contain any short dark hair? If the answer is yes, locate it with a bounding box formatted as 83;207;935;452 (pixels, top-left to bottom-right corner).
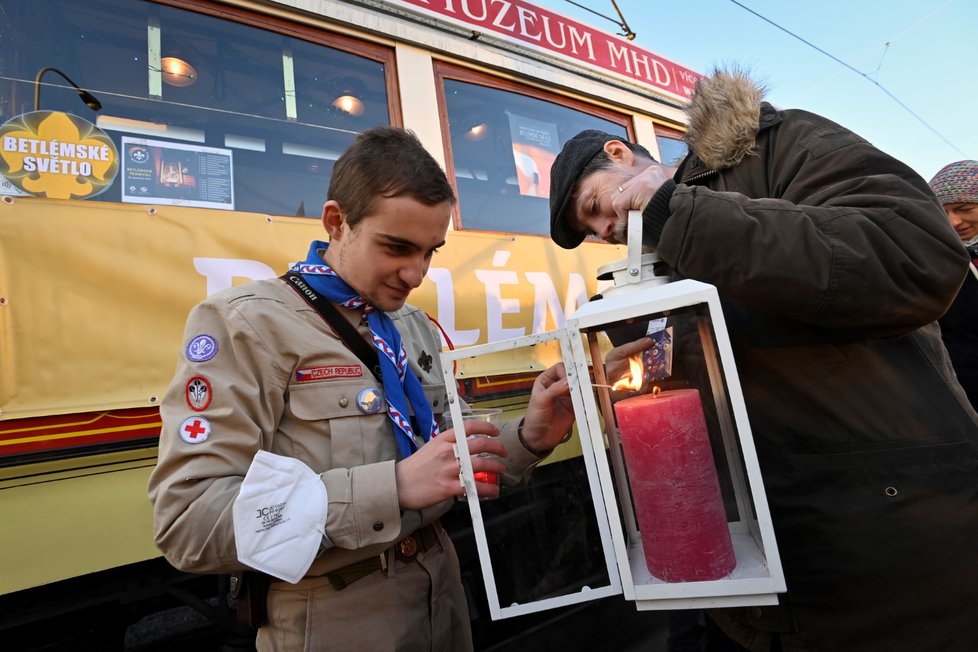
328;127;456;228
578;141;652;181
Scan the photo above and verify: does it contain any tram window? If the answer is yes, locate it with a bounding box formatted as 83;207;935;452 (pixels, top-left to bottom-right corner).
439;72;629;237
0;0;393;216
656;135;688;168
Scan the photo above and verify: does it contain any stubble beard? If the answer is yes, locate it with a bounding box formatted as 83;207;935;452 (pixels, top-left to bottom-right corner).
611;215;628;244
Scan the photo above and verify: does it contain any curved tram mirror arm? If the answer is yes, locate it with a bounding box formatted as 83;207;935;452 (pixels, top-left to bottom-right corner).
34;66;102;112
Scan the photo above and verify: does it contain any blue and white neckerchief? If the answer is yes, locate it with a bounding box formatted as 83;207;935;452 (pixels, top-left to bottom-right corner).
292;240;437;458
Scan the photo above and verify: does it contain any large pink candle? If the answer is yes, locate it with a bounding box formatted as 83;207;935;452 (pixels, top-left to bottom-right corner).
613;389;736;582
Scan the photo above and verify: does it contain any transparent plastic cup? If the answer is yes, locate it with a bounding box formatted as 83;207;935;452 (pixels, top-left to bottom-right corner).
442;407;503;491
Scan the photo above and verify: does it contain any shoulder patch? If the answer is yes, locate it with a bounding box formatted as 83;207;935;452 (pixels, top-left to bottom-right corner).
186;334;218;362
179;416;211;444
185;376;213;411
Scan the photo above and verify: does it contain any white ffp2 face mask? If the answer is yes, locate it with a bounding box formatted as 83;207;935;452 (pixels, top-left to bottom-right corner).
233;450;328;584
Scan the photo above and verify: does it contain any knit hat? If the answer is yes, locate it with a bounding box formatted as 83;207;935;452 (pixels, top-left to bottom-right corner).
928;160;978;206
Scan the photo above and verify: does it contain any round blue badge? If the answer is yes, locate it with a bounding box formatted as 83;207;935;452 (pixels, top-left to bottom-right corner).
186;334;218;362
356;387;383;414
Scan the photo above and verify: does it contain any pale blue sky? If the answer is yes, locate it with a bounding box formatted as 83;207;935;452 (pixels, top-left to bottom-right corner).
533;0;976;181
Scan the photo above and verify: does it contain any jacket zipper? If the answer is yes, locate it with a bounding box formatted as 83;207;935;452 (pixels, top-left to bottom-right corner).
682;169;718;185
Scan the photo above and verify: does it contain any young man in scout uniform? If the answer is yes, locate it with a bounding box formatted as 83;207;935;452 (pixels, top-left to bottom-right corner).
149;127;575;651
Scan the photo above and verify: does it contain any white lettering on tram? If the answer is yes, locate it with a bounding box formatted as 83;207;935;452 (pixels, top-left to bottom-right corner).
525;271;588;334
415;0;595;60
3;136;110;160
474;250;525;341
540;15;566;49
426;267;481;347
607;42;672;86
567;25;595;60
489;0;516;32
3;136;113;178
193;255;604;346
516;5;541;42
193;257;277;296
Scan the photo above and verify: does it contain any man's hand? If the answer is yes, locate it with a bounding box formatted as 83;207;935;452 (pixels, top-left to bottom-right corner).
519;363;576;455
611;162;671;219
395;421;507;509
605;337;654;387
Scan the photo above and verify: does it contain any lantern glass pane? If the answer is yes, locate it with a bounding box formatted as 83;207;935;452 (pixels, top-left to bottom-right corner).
567;279;783;604
441;332;622;619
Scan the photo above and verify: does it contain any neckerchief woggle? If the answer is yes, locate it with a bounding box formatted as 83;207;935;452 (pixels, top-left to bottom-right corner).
291;241;438;458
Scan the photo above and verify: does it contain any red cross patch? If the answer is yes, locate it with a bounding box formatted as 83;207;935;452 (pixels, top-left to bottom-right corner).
179;416;211;444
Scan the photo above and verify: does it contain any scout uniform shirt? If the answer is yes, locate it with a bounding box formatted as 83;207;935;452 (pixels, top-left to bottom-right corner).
148;277;543;651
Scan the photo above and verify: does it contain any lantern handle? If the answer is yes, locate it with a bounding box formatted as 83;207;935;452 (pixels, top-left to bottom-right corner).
625;209;643;285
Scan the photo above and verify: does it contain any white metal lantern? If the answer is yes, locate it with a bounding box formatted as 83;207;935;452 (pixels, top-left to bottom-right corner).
441;212;784;619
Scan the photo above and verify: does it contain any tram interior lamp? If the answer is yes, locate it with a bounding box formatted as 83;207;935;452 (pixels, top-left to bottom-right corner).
464;120;489;141
34;67;102;112
329;77;366;116
160;56;198;88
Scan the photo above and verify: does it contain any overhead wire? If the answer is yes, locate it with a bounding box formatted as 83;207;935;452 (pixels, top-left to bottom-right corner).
563;0;635;40
728;0;967;158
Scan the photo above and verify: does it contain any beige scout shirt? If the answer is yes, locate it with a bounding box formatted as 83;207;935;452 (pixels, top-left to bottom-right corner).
148;276;543;578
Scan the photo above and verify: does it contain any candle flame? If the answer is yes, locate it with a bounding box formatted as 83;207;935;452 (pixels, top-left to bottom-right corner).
611;354;644;391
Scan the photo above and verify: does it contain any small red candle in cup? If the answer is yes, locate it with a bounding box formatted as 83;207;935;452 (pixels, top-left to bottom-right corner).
613;385;736;582
447;409;503;491
473;471;499;486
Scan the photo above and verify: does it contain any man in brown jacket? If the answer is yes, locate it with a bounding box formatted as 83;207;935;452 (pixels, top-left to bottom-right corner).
548;69;978;651
149;127;575;651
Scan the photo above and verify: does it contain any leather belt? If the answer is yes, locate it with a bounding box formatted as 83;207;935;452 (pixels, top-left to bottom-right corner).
326;524;440;591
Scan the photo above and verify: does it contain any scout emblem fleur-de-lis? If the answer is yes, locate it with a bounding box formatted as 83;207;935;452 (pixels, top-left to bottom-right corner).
417;351;433;373
186;334;218;362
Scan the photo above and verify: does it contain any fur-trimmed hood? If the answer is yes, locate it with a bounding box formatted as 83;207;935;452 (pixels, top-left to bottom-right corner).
684;68;767;170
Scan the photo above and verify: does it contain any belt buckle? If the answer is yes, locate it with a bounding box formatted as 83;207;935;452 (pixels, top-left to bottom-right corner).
397;534;420;562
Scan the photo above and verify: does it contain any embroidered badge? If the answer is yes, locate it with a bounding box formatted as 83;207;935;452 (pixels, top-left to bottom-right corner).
417;351;433;373
185;376;212;411
179;416;211;444
294;365;363;383
356;387;383;414
186;334;218;362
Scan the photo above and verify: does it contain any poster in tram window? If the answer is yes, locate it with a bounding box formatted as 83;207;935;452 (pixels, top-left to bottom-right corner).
506;113;559;199
121;137;234;210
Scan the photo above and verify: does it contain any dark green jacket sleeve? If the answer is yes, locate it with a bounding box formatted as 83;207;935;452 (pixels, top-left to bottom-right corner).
654;109;968;338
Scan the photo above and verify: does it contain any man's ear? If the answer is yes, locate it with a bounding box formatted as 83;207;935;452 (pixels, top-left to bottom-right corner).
603;140;635;166
321;200;346;240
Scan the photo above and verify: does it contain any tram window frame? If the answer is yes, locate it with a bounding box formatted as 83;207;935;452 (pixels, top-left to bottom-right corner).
157;0;403;117
0;0;401;216
434;61;634;238
654;123;688;169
